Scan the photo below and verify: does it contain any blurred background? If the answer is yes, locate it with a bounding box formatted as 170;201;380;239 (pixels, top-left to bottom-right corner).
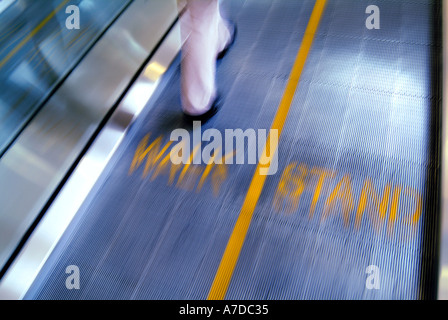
0;0;446;300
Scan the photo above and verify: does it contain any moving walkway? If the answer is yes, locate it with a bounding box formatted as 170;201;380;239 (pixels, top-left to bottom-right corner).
0;0;447;300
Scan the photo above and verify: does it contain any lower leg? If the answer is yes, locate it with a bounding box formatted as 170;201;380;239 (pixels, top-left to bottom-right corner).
180;0;230;116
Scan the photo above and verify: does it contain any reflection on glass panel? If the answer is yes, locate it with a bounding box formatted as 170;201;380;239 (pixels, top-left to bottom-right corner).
0;0;131;155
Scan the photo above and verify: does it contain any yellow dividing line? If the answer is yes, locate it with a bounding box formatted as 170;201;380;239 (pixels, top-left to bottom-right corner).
207;0;327;300
0;0;70;69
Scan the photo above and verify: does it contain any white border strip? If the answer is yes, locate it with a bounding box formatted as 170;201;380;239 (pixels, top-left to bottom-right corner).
438;0;448;300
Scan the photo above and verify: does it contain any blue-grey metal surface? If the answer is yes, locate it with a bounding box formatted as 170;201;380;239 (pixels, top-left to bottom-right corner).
25;0;442;299
0;0;179;277
0;0;132;156
0;17;182;300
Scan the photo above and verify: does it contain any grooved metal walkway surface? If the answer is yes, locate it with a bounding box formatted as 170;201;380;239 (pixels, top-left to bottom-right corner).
25;0;441;299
